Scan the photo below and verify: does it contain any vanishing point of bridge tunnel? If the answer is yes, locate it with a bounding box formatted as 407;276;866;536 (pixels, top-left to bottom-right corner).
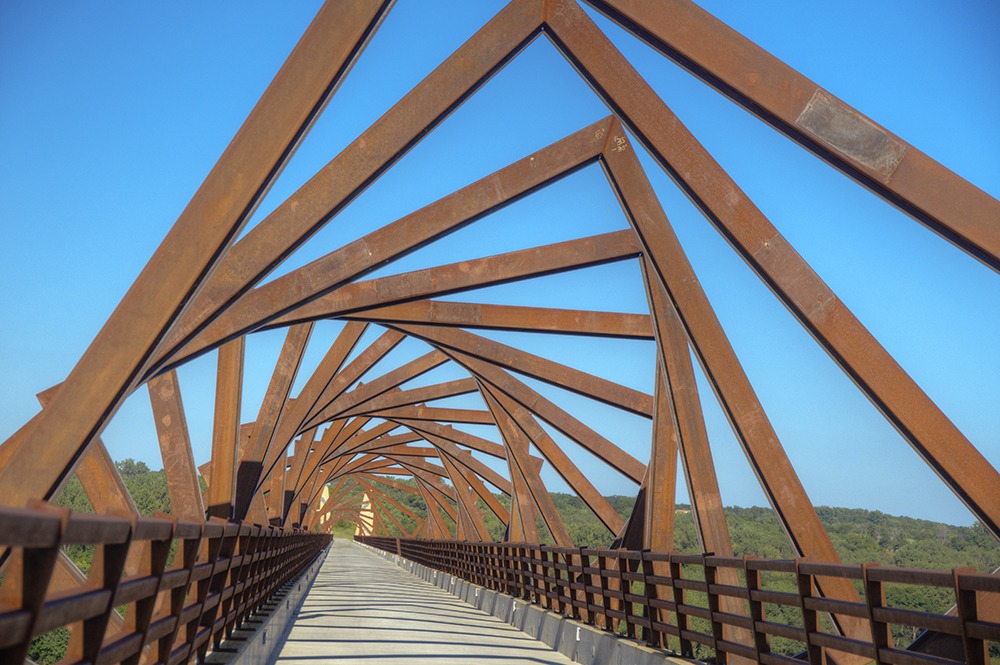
1;1;998;664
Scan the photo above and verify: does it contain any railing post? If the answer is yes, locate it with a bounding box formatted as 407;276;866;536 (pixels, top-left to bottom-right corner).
704;555;725;664
862;562;891;665
795;558;822;665
0;511;62;664
619;550;636;640
579;547;594;626
742;556;768;660
640;550;660;648
598;550;614;631
953;567;987;665
669;554;693;657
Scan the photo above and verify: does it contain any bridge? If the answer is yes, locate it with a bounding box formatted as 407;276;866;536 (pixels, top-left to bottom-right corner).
0;1;998;664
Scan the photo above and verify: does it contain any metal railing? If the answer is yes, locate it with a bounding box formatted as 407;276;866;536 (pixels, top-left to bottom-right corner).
358;536;1000;665
0;505;330;664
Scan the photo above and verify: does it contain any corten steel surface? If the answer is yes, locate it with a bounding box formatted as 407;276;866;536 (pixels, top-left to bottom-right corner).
1;1;997;663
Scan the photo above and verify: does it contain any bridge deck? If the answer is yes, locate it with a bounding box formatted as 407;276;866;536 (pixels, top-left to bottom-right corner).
275;539;578;664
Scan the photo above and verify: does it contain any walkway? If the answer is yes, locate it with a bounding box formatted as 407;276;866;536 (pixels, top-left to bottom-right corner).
275;538;578;664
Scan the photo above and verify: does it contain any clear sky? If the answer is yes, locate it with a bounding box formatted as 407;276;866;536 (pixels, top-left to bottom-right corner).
1;1;997;527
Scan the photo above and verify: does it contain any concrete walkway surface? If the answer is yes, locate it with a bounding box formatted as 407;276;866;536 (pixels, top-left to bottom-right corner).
275;538;578;664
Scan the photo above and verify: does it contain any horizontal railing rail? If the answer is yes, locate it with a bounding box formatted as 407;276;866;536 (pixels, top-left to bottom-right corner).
0;504;330;664
358;536;1000;665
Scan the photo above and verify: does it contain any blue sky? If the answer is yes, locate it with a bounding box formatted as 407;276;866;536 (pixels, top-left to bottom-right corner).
1;1;997;527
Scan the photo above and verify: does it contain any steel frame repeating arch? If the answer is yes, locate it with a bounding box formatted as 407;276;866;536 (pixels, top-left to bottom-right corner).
1;1;997;662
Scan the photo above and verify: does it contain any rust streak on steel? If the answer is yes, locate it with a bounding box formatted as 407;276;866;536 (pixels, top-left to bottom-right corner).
0;1;395;506
584;0;1000;273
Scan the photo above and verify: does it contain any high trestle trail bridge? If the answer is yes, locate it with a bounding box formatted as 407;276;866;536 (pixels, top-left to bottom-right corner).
1;1;998;664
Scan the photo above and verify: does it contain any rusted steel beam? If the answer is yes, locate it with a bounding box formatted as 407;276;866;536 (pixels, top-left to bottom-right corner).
345;300;654;339
398;428;513;497
482;384;571;546
270;321;368;459
356;473;424;497
484;385;624;535
299;329;405;432
434;446;510;527
283;422;350;522
185;230;642;359
597;116;868;636
316;350;449;420
207;337;244;521
439;454;491;541
355;480;425;537
393;323;653;417
439;345;646;482
550;0;1000;540
266;453;288;523
293;420;387;511
417;481;451;540
273;231;639;326
0;1;395;506
641;262;733;559
233;323;312;521
342;433;424;456
366;489;419;539
388;463;459;524
40;385;140;520
375;405;496;425
147;370;205;521
390;418;510;461
645;359;677;553
325;421;399;461
150;0;549;371
584;0;1000;273
163;119;614;367
643;263;754;655
337;378;479;418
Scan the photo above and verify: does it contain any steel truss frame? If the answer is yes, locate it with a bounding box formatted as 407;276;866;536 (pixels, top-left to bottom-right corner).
1;1;996;663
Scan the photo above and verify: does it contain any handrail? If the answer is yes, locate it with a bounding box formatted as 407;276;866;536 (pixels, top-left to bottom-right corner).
0;505;330;664
358;536;1000;665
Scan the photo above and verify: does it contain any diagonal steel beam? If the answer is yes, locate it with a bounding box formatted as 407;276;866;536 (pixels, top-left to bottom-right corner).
149;0;549;372
0;1;395;506
393;323;653;417
344;301;654;339
585;0;1000;273
546;0;1000;540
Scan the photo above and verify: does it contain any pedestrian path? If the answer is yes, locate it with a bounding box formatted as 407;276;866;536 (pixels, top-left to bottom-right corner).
275;538;578;664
